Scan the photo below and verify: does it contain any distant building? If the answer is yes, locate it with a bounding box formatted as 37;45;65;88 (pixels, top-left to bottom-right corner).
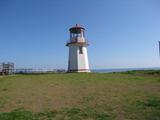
158;41;160;56
0;62;14;75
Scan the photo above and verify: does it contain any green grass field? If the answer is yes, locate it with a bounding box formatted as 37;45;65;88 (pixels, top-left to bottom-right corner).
0;71;160;120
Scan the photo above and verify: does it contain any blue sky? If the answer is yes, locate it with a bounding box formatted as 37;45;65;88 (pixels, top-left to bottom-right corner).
0;0;160;69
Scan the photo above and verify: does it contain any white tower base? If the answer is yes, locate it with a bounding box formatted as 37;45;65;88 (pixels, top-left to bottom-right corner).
68;45;90;73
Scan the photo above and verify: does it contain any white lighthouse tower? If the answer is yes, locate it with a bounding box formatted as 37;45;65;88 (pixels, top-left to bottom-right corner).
66;24;90;72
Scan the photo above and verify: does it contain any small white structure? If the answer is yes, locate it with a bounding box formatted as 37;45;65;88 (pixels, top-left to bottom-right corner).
0;62;14;75
66;24;90;72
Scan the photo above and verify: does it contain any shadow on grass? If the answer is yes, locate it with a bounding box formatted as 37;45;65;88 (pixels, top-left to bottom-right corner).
126;96;160;120
0;107;113;120
122;70;160;76
0;109;37;120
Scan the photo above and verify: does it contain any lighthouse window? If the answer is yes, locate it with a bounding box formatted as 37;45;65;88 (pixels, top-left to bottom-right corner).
79;46;83;54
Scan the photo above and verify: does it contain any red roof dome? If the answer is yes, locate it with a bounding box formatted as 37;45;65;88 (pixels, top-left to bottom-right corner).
69;24;85;31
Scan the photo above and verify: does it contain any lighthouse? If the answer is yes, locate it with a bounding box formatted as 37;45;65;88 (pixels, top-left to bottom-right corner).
66;24;90;72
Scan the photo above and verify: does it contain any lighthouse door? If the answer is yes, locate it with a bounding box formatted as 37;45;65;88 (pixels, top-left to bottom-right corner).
79;46;83;54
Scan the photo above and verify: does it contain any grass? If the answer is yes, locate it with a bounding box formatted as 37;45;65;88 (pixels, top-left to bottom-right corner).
0;70;160;120
0;107;112;120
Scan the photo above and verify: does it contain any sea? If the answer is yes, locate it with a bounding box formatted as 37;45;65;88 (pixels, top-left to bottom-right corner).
91;67;160;73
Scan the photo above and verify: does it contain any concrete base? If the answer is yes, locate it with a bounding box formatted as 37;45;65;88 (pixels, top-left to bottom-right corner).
67;69;90;73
